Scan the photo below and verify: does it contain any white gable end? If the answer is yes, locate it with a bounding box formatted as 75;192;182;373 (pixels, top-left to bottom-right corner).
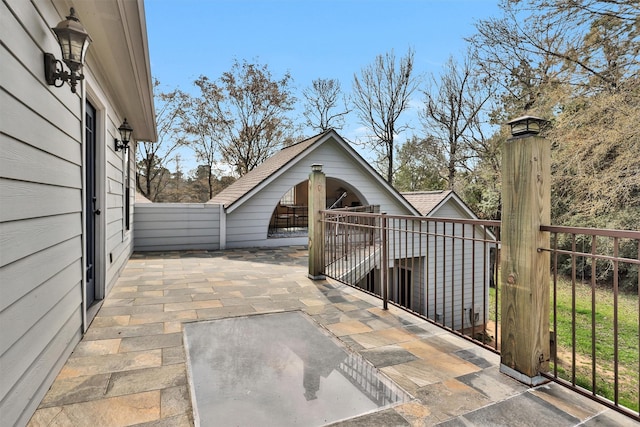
224;137;414;248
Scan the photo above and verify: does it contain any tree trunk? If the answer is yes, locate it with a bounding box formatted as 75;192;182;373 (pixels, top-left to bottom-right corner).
208;166;213;200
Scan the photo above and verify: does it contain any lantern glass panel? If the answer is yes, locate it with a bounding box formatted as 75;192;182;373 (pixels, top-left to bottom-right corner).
52;11;91;71
119;120;134;143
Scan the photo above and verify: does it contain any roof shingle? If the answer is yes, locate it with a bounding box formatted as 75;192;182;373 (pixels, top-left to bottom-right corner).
208;131;330;208
401;190;452;216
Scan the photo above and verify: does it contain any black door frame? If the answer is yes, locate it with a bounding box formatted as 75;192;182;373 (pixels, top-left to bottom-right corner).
85;100;98;308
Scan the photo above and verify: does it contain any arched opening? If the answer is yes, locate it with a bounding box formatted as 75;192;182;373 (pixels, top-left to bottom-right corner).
268;181;309;238
326;178;366;209
267;178;367;238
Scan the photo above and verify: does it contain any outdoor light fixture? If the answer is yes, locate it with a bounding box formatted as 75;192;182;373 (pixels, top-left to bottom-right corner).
311;164;323;172
507;115;547;137
44;8;91;93
114;119;133;152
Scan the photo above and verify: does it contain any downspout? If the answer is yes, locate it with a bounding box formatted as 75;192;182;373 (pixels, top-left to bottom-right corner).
219;204;226;250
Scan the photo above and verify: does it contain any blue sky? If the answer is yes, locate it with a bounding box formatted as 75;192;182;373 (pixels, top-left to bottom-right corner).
145;0;503;172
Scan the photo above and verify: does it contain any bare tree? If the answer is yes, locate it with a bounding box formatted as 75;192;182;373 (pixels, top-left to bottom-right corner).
469;0;640;227
469;0;639;116
302;78;350;132
182;76;226;199
420;55;494;191
136;79;187;201
352;48;420;184
218;59;296;176
513;0;638;92
469;13;564;118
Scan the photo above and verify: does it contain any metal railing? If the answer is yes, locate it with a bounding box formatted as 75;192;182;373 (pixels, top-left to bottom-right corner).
539;225;640;420
321;209;640;420
322;209;501;352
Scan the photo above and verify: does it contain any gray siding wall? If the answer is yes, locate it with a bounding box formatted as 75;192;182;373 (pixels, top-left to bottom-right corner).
1;3;83;425
104;129;134;295
425;202;491;331
134;204;221;251
224;138;413;248
427;201;461;219
0;2;135;425
384;202;492;331
419;221;491;331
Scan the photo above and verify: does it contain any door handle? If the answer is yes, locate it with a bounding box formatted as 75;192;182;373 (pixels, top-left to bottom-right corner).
91;197;100;215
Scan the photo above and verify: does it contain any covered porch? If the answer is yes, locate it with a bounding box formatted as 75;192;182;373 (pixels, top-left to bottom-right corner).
28;247;627;426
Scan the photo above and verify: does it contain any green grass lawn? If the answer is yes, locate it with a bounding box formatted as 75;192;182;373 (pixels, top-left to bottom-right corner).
489;277;639;411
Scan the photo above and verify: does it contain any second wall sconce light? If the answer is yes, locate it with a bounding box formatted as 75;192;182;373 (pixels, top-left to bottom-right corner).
114;119;133;152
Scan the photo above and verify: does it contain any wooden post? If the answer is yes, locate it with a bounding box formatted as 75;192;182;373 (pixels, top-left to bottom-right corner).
500;117;551;385
308;164;326;280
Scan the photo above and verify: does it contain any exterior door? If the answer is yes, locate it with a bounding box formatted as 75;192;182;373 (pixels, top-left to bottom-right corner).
85;101;98;306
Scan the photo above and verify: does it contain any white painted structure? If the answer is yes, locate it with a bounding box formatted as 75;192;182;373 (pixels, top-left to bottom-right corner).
213;131;420;248
0;1;156;425
384;219;494;332
134;130;421;251
134;203;223;251
399;191;496;331
331;191;495;332
132;131;494;335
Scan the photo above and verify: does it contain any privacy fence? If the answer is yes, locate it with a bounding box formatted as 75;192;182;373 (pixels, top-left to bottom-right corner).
134;203;222;251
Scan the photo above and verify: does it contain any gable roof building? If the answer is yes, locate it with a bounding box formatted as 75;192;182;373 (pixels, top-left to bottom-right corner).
401;190;453;216
135;130;422;252
208;130;420;248
402;190;481;219
210;130;420;215
210;132;326;210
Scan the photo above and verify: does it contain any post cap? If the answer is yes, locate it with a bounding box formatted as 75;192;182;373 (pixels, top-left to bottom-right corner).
506;115;548;137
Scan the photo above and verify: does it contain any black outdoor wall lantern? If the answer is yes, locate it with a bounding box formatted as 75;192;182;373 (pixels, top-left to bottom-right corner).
44;8;91;93
506;115;548;137
114;119;133;152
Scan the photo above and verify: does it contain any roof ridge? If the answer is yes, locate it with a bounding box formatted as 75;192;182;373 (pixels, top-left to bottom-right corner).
401;190;449;195
278;129;333;152
209;130;332;208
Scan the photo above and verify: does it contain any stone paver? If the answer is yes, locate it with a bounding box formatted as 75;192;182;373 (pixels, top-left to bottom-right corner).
28;246;638;426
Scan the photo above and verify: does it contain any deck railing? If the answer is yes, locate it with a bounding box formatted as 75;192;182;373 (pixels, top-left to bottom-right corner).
320;209;640;420
539;225;640;420
322;209;501;352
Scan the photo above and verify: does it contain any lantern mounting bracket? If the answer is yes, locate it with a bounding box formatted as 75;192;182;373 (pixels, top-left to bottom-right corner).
44;53;85;92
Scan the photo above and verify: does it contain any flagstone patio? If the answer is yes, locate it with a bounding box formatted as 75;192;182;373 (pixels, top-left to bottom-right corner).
27;247;636;426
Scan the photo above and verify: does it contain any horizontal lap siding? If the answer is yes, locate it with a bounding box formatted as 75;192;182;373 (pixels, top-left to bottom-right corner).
1;299;82;426
0;1;84;425
385;210;493;331
422;220;492;331
0;179;81;222
105;112;135;293
0;134;80;188
134;204;221;251
225;138;413;248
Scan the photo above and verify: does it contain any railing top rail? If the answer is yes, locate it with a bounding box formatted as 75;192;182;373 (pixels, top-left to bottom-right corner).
321;210;501;228
541;225;640;240
539;247;640;265
321;210;380;218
